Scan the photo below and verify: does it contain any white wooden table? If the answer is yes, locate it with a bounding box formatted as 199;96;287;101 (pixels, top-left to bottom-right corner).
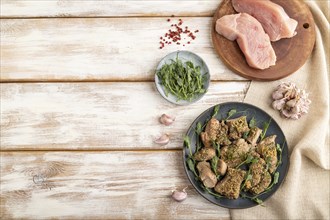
0;1;250;219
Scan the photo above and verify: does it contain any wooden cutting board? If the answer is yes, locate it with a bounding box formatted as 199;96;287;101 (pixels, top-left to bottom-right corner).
211;0;316;81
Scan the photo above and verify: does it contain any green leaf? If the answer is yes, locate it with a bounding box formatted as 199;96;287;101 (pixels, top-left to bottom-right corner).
202;186;224;198
241;168;253;190
184;135;190;147
245;154;254;163
186;158;198;177
228;109;237;116
195;122;203;152
212;105;220;118
260;118;272;140
251;157;259;164
196;122;202;135
212;141;221;157
265;156;272;171
235;154;256;169
276;143;283;169
184;135;192;157
273;172;279;185
225;109;237;120
240;193;264;206
246;174;252;181
211;156;219;178
242;131;249;139
253;198;264;205
276;143;282;152
249;117;257;128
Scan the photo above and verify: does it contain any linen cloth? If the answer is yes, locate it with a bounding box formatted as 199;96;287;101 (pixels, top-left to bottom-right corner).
231;1;330;219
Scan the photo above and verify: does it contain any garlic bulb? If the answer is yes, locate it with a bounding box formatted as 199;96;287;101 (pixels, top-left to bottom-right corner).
171;187;187;202
159;114;175;126
271;82;311;120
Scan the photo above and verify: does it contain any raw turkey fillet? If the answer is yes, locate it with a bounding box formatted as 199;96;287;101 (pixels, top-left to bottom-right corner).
232;0;298;41
215;13;276;70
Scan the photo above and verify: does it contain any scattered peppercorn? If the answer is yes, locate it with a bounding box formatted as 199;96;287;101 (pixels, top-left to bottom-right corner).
159;17;199;49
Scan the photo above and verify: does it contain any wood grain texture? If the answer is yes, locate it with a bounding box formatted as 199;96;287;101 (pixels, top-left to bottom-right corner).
0;0;219;18
0;151;230;219
0;17;244;82
0;81;249;151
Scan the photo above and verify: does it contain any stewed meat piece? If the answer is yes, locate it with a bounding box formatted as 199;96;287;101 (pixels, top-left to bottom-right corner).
193;147;216;161
220;138;251;167
250;171;272;194
197;161;218;188
200;118;220;148
214;168;246;199
256;135;278;173
227;116;250;140
244;152;266;190
246;126;262;146
205;118;220;141
217;120;231;146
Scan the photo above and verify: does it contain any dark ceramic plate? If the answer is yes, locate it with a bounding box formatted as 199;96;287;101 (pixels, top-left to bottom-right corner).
183;102;289;209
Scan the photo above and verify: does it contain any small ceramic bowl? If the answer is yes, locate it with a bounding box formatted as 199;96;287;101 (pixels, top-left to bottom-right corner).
155;50;210;105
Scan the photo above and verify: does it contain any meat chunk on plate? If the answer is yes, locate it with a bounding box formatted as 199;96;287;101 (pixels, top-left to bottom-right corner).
193;147;216;161
244;152;266;191
232;0;298;41
205;118;220;141
215;13;276;69
215;168;246;199
246;126;262;146
220;138;251;168
227;116;250;140
250;171;272;195
197;161;218;188
200;132;212;148
217;120;231;146
200;118;220;148
256;135;278;173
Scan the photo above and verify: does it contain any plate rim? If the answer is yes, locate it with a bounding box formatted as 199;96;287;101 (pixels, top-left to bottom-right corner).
182;101;290;209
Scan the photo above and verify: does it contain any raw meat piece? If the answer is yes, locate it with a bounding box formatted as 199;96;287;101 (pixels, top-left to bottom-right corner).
216;13;276;69
232;0;298;41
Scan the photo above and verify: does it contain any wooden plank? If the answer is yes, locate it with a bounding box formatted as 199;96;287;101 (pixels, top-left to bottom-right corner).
0;82;249;151
0;151;230;219
0;17;244;82
0;0;220;18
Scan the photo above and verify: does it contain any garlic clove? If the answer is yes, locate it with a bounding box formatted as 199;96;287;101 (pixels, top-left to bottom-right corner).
159;114;175;126
171;187;187;202
281;109;295;119
272;91;284;100
291;105;300;114
154;134;170;145
272;99;286;110
285;99;297;108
